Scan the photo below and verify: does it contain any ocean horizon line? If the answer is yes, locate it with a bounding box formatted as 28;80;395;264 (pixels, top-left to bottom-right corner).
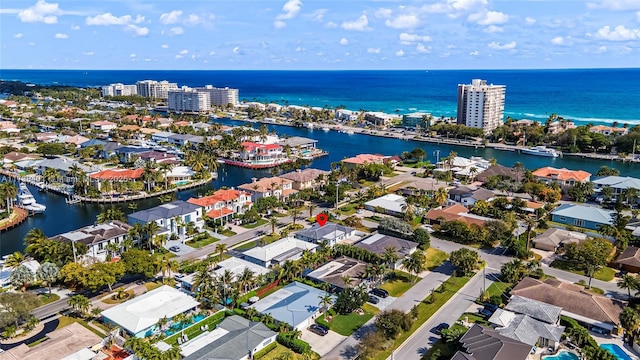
2;67;640;72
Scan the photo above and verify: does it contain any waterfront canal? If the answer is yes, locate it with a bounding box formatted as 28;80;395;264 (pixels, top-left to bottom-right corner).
2;119;639;255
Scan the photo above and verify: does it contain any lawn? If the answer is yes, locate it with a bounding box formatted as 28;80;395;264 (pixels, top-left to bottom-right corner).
258;343;320;360
316;303;379;336
481;282;513;303
372;276;472;360
337;203;358;216
425;248;449;270
379;271;414;297
144;281;163;292
262;233;283;244
164;311;226;345
549;259;616;281
234;240;259;251
241;218;267;229
38;293;60;305
188;236;219;248
56;316;106;337
220;229;237;236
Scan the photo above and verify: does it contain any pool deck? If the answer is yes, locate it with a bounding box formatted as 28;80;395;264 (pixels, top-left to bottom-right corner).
590;331;639;360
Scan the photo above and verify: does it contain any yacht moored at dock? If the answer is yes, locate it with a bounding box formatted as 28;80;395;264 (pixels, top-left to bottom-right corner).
521;146;561;158
16;183;46;214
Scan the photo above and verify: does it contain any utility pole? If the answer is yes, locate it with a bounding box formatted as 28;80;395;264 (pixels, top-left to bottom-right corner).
483;266;486;296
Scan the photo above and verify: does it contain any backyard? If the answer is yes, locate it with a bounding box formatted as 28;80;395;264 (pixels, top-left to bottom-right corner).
316;303;379;336
163;311;226;345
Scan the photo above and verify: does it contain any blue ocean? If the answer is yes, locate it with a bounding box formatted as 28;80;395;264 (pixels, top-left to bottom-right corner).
1;68;639;125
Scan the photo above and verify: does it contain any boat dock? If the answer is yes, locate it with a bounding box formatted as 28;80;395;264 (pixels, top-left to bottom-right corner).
0;207;27;233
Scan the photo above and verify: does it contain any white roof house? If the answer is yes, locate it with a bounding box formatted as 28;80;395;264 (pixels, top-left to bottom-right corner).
242;237;318;268
101;285;200;337
593;176;640;195
179;257;271;293
364;194;407;216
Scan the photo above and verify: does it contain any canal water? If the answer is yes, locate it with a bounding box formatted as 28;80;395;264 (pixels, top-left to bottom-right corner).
2;119;639;255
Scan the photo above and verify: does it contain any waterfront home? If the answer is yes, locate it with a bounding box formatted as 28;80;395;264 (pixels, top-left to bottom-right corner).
187;189;253;224
238;176;296;203
531;228;587;252
128;200;204;241
451;324;532;360
278;168;330;190
589;125;628;136
138;150;180;164
37;157;99;182
242;237;318;268
165;166;195;184
341;154;385;169
90;120;117;132
178;257;270;294
593;176;640;201
167;133;204;147
238;141;286;166
401;112;432;129
295;222;357;247
398;178;444;195
335;109;359;121
424;204;490;227
101;285;200;338
436;156;490;178
510;277;624;335
0;322;102;360
531;166;591;189
49;220;132;261
476;164;524;183
613;246;640;273
354;234;418;269
89;168;144;191
152;131;174;143
278;136;318;152
550;203;613;230
250;282;333;330
115;146;152;163
180;315;277;359
364;194;407;217
3;151;39;164
448;186;495;207
306;256;368;291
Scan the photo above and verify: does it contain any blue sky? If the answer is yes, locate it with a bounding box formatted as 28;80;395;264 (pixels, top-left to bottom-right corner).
1;0;639;70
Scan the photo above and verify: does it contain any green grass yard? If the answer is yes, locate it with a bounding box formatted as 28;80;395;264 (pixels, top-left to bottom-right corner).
549;260;616;281
379;271;415;297
164;311;226;346
38;293;60;305
316;306;376;336
425;248;449;270
187;236;219;248
241;218;267;229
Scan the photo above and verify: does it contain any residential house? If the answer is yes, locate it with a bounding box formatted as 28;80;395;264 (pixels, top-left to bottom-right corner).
531;167;591;189
278;168;329;190
128;200;204;241
238;176;296;203
531;228;588;252
364;194;407;217
0;121;19;133
187;189;252;224
167;134;204;147
33;132;58;142
37;157;98;182
49;221;132;261
399;178;446;195
239;141;286;166
436;156;490;178
449;186;495;207
451;324;532;360
242;237;318;268
250;282;334;330
593;176;640;201
178;257;270;294
335;109;359;121
90;120;117;132
152;131;174;143
165;166;195;184
295;222;357;247
63;135;90;148
79;138;106;149
3;151;39;164
278;136;319;156
341;154;385;169
101;285;200;338
138;150;179;164
550;203;614;230
115;146;151;163
614;246;640;273
354;234;418;268
476;165;524;183
424;204;491;227
589;125;628;136
180;315;277;360
306;256;368;291
510;277;625;334
89;168;144;191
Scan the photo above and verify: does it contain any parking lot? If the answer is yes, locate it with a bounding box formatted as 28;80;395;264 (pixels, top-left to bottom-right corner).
300;327;347;357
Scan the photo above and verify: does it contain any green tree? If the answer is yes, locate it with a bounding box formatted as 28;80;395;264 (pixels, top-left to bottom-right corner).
96;207;126;223
10;264;34;291
36;262;60;294
412;228;430;250
620;307;640;344
449;248;480;276
68;294;91;316
0;292;41;329
402;250;426;283
318;292;334;321
121;249;159;278
374;309;413;339
567;237;614;288
617;273;639;300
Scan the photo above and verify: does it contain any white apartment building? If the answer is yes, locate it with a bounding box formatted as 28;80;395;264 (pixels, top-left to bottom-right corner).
167;87;211;112
195;85;239;107
101;83;138;97
457;79;506;134
136;80;179;99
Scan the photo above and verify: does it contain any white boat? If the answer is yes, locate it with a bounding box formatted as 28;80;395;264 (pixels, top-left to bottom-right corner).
346;129;355;135
16;183;46;214
521;146;561;158
322;127;330;132
306;122;314;129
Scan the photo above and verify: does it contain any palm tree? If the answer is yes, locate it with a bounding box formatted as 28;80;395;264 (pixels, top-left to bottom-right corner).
215;243;228;262
43;167;60;184
289;208;301;226
318;292;333;320
620;307;640;343
382;246;399;269
261;313;274;326
144;221;161;250
96;207;126;223
307;204;316;218
68;294;91;316
158;162;174;189
278;260;300;282
1;183;17;215
403;250;426;283
434;187;448;206
269;216;279;234
5;251;25;268
617;274;639;300
141;161;157;192
237;267;255;293
36;262;60;294
193;267;216;305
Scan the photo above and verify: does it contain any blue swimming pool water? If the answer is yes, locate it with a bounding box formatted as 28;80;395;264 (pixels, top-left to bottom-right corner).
162;314;207;337
543;350;580;360
601;344;632;360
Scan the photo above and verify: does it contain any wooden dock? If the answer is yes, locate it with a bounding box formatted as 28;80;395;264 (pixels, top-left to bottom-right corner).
0;207;28;233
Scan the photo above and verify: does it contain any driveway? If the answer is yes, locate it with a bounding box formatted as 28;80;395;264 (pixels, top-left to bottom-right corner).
301;328;346;357
368;295;396;311
165;240;195;256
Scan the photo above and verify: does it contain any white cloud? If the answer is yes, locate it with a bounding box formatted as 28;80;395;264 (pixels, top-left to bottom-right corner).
29;42;36;46
488;41;516;50
185;14;204;25
308;9;326;22
71;24;79;30
587;0;640;10
129;53;136;58
375;8;392;19
595;25;640;41
483;25;503;33
295;46;303;52
160;10;182;24
274;0;302;28
551;36;565;45
324;21;337;28
367;48;381;54
86;13;144;26
161;44;169;49
396;49;405;57
13;33;23;38
18;0;61;24
179;49;189;55
169;26;184;35
385;14;420;29
416;43;430;53
339;38;349;45
468;10;508;25
399;32;431;44
175;54;183;59
54;32;68;39
525;17;536;25
341;15;371;31
233;46;241;54
82;51;94;56
209;51;216;56
597;45;608;53
470;50;479;56
448;0;488;13
125;25;149;37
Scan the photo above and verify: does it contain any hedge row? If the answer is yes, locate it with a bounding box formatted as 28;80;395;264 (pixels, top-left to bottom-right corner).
277;333;311;354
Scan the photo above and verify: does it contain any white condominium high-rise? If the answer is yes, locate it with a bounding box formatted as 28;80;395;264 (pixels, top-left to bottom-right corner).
457;79;506;134
195;85;239;107
101;83;138;97
136;80;179;99
167;87;211;112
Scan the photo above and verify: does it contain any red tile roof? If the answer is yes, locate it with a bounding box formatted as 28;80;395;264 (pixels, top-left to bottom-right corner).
90;168;144;180
341;154;385;165
532;167;591;182
206;207;234;219
187;189;250;207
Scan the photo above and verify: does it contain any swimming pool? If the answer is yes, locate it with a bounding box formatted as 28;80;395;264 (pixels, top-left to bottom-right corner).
601;344;632;360
543;350;580;360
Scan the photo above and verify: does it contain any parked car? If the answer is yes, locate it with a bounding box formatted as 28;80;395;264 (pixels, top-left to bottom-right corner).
432;323;449;335
479;308;494;317
308;324;329;336
368;295;380;304
169;246;180;252
370;288;389;298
